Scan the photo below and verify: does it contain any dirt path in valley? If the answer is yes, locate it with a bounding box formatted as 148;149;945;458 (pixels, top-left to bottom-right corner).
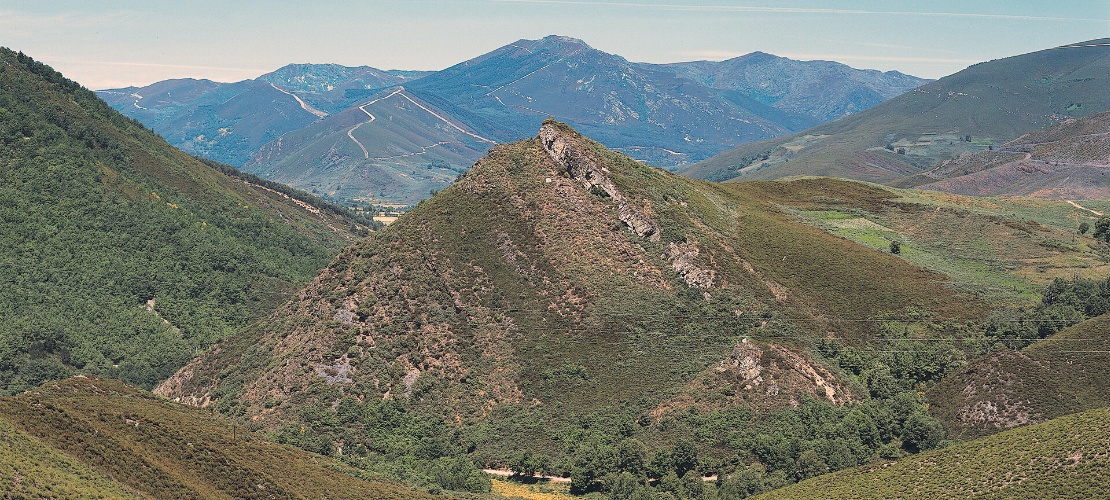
1067;200;1104;217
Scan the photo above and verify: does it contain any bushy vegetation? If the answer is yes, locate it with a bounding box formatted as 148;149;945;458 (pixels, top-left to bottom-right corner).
0;415;139;498
273;397;491;494
0;48;360;394
983;276;1110;350
755;405;1110;499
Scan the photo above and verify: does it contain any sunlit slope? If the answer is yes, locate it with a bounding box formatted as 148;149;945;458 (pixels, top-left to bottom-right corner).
0;377;432;499
755;405;1110;499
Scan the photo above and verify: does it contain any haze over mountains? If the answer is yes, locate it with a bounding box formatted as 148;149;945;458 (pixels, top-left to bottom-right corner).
99;35;928;204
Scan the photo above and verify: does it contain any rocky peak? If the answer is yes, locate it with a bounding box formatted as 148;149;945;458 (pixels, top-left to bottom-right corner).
535;34;593;52
538;120;660;241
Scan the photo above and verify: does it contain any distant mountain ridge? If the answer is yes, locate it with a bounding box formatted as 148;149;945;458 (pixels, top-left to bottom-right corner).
654;50;928;124
97;64;431;166
99;35;929;204
684;38;1110;187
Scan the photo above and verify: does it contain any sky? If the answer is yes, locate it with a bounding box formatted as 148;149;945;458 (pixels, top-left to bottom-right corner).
2;0;1108;90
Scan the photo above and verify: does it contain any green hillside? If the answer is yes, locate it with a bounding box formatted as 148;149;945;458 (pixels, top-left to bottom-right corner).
753;405;1110;499
0;414;139;498
0;48;372;395
0;376;432;499
685;39;1110;184
751;178;1110;305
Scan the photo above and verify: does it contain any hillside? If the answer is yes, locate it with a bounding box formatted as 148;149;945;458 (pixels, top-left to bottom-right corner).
0;376;431;499
243;86;495;204
150;121;1021;493
928;313;1110;439
97;64;429;166
901;109;1110;199
754;405;1110;499
0;48;371;395
685;38;1110;184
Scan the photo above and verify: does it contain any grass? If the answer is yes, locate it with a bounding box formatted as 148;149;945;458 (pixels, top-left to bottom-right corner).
761;178;1109;307
755;405;1110;499
491;478;574;499
0;415;139;499
0;376;433;499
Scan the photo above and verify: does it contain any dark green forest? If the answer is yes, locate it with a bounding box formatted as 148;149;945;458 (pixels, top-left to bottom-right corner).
0;49;359;394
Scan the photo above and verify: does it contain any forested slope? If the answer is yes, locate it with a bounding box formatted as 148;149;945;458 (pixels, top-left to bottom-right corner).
0;48;369;394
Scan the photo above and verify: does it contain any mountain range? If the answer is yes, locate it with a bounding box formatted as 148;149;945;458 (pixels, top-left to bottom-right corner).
685;38;1110;196
99;35;928;204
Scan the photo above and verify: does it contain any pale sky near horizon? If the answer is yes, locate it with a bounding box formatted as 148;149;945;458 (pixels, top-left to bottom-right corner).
2;0;1107;90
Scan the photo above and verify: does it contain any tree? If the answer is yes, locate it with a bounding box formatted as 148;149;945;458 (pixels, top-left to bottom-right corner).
510;450;539;478
1093;217;1110;242
901;412;946;452
793;449;829;480
671;438;700;477
1079;221;1090;235
889;240;901;254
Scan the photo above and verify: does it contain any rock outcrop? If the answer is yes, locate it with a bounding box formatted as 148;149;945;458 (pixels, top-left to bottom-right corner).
539;121;661;241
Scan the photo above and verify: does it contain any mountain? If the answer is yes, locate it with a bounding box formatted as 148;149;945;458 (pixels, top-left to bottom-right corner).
685;38;1110;184
97;64;430;166
0;376;432;498
154;120;1017;492
653;51;929;124
404;35;801;165
242;86;495;204
0;48;374;395
753;405;1110;499
898;109;1110;199
101;35;928;204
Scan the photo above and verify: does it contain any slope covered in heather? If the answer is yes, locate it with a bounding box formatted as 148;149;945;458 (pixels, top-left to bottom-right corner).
0;376;432;499
755;405;1110;499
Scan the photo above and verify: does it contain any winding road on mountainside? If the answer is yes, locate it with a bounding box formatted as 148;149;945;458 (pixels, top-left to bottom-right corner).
346;87;495;160
270;83;328;118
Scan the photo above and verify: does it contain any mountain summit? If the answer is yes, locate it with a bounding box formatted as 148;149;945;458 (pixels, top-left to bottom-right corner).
157;121;982;461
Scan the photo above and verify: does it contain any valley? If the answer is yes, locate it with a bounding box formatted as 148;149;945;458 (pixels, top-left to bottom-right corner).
3;27;1110;500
